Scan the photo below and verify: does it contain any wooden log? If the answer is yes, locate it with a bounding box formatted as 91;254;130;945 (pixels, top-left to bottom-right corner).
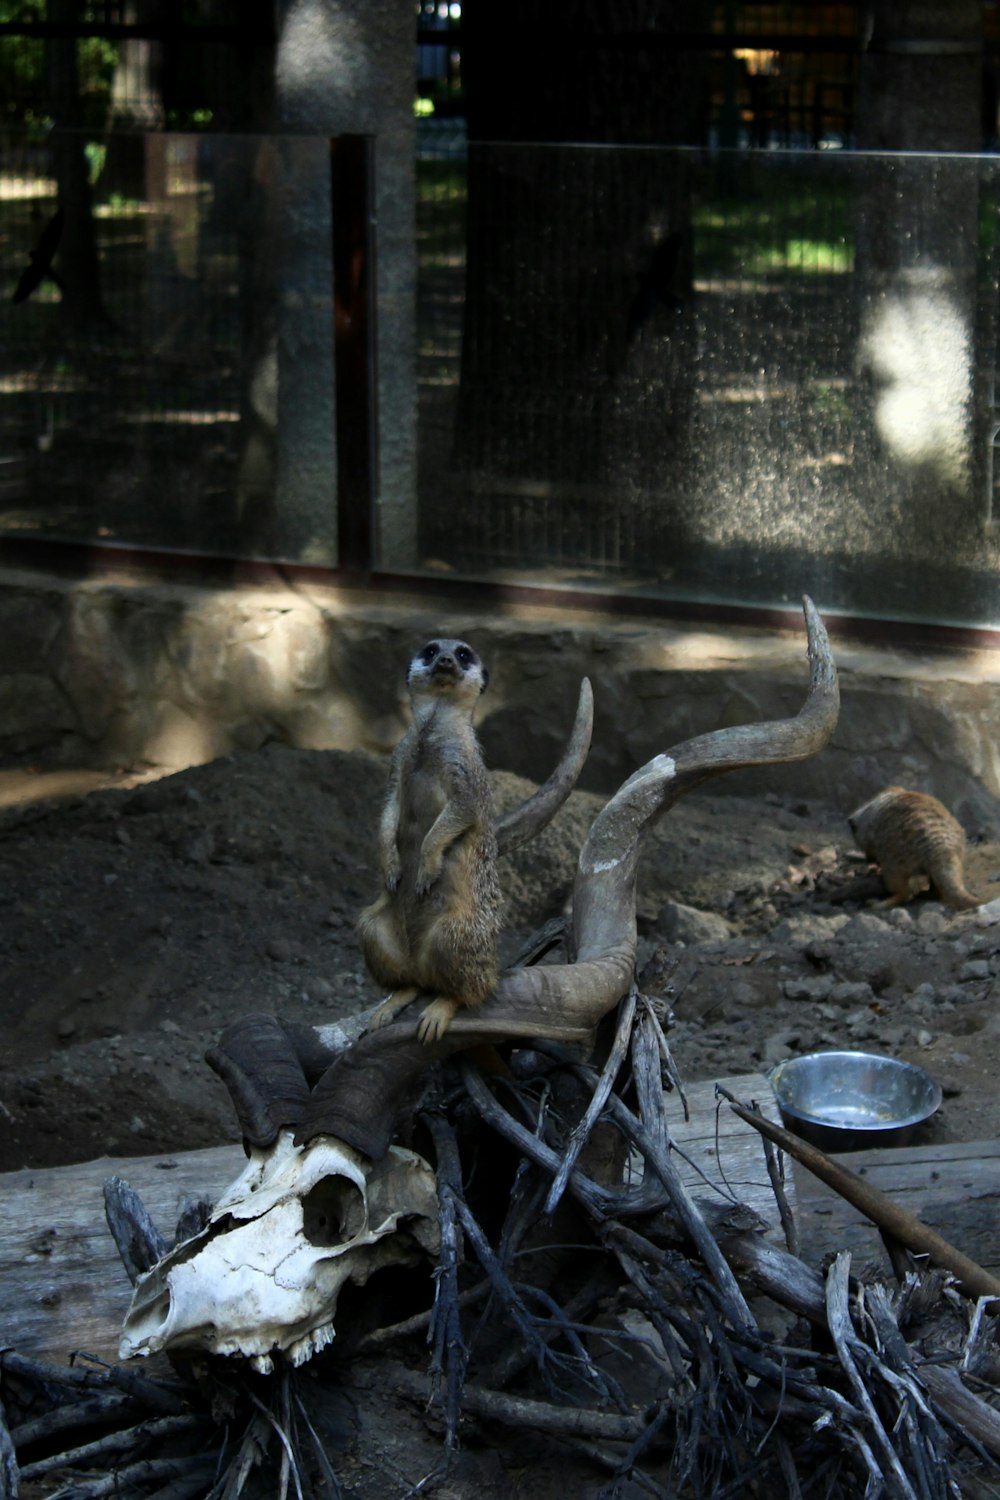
0;1145;244;1363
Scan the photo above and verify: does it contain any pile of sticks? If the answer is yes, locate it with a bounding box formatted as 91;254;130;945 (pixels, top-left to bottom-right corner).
5;989;1000;1499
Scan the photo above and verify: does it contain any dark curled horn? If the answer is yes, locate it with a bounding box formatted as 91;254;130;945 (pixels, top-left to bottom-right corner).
296;597;839;1162
206;1013;342;1149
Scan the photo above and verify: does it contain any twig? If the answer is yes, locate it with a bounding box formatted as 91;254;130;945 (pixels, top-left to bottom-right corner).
544;987;636;1217
426;1379;647;1443
599;1090;756;1328
353;1282;490;1354
918;1363;1000;1463
506;917;569;967
103;1175;169;1285
630;1005;670;1158
9;1394;141;1450
717;1089;798;1257
458;1060;634;1218
0;1395;16;1500
825;1251;919;1500
961;1296;999;1375
423;1112;469;1451
17;1414;204;1481
45;1455;218;1500
292;1389;342;1499
637;991;689;1121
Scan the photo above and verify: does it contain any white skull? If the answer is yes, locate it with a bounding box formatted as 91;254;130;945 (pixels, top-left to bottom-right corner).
119;1131;439;1372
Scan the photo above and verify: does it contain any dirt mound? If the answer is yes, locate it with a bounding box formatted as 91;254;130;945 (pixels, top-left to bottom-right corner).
2;742;999;1173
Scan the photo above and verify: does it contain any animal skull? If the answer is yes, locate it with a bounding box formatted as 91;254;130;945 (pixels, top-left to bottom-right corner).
119;1131;439;1372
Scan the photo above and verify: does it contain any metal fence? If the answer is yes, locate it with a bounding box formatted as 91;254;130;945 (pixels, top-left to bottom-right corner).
414;134;1000;627
0;131;336;562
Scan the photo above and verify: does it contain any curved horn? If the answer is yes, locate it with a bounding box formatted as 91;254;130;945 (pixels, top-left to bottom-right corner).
573;594;838;962
494;677;594;853
298;598;839;1161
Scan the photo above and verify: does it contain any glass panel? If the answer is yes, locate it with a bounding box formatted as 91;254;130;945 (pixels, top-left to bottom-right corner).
0;131;336;564
414;137;1000;629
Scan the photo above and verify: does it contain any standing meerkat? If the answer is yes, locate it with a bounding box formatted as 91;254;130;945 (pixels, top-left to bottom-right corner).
357;637;502;1044
848;785;979;911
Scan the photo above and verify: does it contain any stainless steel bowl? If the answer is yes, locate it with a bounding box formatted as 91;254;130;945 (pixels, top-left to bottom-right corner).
768;1050;942;1152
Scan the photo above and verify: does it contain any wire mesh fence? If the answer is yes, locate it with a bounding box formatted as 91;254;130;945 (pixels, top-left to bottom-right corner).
414;133;1000;626
0;130;335;562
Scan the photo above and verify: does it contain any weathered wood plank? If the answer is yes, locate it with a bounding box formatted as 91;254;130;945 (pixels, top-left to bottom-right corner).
668;1072;788;1228
791;1138;1000;1277
0;1145;245;1363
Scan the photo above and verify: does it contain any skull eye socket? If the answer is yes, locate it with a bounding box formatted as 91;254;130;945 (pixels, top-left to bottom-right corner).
302;1176;367;1247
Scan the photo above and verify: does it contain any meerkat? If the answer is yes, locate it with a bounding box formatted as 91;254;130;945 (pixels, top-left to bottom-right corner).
848;785;979;911
356;638;502;1043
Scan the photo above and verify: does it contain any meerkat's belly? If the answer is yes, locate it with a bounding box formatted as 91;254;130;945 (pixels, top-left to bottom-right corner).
397;769;446;870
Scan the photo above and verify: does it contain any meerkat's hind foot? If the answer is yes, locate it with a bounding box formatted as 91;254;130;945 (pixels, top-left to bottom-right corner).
416;997;461;1045
368;986;421;1032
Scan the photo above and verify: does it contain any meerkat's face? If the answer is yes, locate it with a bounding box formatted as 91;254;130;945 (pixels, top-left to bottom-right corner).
407;638;489;704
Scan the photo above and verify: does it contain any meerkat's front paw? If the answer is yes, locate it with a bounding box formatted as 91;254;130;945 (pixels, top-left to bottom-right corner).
368;987;419;1032
416;997;459;1044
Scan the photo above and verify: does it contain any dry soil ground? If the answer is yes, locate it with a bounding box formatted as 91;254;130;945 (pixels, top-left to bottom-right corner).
2;742;1000;1176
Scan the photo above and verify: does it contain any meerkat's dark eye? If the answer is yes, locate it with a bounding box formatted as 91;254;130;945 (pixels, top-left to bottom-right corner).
421;642;439;664
455;645;473;667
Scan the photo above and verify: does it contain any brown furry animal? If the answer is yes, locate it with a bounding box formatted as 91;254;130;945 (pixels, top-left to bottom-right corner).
848;785;979;911
356;638;502;1043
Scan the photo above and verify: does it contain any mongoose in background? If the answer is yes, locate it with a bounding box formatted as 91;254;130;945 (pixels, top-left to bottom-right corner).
357;638;502;1043
848;786;979;911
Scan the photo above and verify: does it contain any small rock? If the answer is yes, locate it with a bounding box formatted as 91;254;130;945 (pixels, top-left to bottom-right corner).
305;976;335;1003
959;960;990;982
658;901;732;945
883;907;914;930
267;937;293;962
940;1077;963;1098
56;1018;76;1040
762;1032;799;1066
837;913;892;943
916;1029;934;1048
770;913;848;944
828;980;875;1007
180;832;215;865
783;975;834;1002
917;906;949;936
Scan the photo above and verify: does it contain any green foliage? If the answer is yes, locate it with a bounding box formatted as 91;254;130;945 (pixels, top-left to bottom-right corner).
0;1;118;129
693;178;855;278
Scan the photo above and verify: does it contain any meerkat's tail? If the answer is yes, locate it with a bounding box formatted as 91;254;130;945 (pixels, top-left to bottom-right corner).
934;855;980;911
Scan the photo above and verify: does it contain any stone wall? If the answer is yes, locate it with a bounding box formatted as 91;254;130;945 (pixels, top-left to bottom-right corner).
4;565;1000;831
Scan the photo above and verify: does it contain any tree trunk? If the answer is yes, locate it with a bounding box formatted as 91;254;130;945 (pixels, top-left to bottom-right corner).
443;2;709;576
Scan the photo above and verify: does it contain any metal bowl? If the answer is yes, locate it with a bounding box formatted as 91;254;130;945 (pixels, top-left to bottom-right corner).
768;1050;942;1152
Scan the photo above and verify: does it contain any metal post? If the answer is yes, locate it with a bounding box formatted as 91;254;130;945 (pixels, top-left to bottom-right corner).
331;133;378;572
